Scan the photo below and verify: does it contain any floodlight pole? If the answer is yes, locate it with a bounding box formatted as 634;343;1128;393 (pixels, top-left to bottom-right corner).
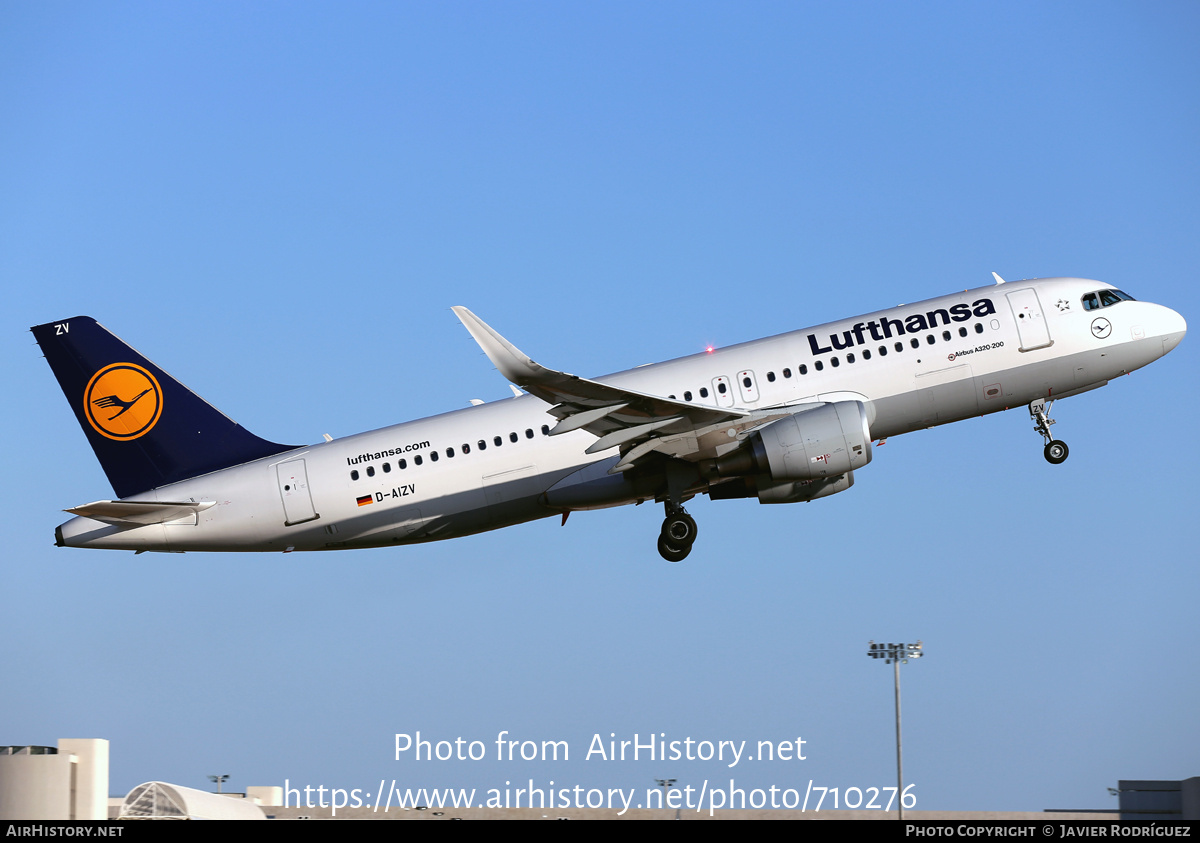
893;655;903;818
867;640;923;821
208;774;229;794
656;778;678;820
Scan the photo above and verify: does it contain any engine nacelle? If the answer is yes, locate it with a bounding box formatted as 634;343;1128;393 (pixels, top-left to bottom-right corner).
709;471;855;504
756;471;855;504
715;401;873;482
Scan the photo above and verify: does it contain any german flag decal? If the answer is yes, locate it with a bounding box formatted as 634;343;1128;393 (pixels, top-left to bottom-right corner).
356;495;373;507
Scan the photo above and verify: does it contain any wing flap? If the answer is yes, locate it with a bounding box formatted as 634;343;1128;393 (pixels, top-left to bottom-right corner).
548;402;629;435
584;416;685;454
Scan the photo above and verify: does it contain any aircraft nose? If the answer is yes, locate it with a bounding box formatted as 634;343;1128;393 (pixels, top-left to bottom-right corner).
1159;306;1186;356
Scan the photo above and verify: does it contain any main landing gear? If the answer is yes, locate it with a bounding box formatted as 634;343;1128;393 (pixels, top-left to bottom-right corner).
1030;398;1069;465
658;503;698;562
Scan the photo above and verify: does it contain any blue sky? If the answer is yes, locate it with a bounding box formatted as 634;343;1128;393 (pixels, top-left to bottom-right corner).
3;1;1198;813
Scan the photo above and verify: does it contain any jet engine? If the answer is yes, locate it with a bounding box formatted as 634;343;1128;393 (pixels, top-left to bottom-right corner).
712;400;873;484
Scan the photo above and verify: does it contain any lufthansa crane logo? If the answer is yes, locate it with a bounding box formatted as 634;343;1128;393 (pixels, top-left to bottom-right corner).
83;363;163;441
1090;317;1112;340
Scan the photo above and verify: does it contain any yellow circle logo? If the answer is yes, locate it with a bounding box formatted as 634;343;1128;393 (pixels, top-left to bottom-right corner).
84;363;163;441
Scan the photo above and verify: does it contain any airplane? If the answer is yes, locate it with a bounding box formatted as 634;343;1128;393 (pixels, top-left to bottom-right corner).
32;275;1186;561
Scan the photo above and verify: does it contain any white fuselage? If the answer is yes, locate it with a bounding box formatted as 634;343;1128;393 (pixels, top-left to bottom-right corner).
56;278;1186;552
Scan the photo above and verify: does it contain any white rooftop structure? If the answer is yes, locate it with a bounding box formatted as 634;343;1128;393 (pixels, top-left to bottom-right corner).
118;782;265;820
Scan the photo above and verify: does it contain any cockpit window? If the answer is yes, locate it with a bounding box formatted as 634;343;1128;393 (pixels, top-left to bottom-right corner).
1084;289;1136;310
1100;289;1136;306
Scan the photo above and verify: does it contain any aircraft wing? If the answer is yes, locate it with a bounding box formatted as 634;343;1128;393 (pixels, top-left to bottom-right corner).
452;307;764;471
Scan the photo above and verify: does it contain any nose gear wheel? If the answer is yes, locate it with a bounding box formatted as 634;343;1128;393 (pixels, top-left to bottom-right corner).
1044;440;1069;464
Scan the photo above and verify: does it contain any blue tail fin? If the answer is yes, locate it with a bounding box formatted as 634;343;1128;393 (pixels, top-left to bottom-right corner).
32;316;298;498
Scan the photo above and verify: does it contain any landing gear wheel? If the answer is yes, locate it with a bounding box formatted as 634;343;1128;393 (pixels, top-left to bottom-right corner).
1031;399;1070;465
657;535;691;563
1044;440;1069;465
661;512;698;547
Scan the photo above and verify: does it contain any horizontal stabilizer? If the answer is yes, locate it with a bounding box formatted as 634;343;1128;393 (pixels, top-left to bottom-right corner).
66;499;216;526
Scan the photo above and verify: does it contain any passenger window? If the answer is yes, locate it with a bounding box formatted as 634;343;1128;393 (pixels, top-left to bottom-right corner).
350;470;359;481
366;465;375;477
509;432;518;443
462;443;471;454
783;368;791;378
478;440;486;451
879;346;887;356
446;447;454;458
959;327;967;337
910;338;920;349
399;459;407;469
974;323;983;334
383;463;391;473
815;360;824;371
863;349;871;360
525;428;534;439
831;357;840;367
742;376;752;388
541;425;550;435
700;387;709;398
414;455;423;466
926;335;935;345
494;436;502;447
799;364;808;375
847;353;856;363
766;372;776;382
895;342;903;352
717;382;727;394
684;391;692;401
942;331;951;341
430;451;439;462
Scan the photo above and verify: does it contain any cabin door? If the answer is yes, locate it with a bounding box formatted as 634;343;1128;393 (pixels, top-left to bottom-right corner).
277;458;319;526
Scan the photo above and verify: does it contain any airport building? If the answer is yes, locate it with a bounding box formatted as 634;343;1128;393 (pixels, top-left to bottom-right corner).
1114;779;1200;822
0;740;108;820
1;738;1194;820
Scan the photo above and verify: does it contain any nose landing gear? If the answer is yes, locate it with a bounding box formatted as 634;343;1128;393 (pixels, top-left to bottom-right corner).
658;504;697;562
1030;398;1069;464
